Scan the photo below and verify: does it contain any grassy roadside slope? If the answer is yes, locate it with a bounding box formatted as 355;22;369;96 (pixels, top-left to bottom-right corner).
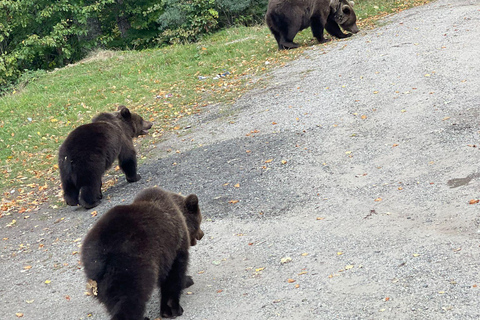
0;0;430;215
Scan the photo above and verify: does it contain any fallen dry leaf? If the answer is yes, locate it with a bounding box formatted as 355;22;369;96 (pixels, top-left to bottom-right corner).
468;199;479;204
280;257;292;264
287;279;296;283
86;279;98;296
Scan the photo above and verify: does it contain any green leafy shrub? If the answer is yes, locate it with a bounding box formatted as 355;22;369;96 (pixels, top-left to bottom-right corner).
215;0;268;26
157;0;219;44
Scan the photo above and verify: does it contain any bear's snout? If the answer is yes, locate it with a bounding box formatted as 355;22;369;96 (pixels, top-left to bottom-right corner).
191;229;204;246
347;24;359;34
141;120;153;135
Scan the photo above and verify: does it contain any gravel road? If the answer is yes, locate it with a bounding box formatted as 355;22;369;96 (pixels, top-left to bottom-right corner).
1;0;479;319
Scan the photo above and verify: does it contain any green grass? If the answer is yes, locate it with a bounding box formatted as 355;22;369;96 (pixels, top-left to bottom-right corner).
0;0;430;213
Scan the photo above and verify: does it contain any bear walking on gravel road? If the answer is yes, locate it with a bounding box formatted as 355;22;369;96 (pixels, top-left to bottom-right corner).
81;187;204;319
58;105;152;209
266;0;359;49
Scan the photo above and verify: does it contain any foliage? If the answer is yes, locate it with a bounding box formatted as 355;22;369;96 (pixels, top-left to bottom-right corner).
93;0;164;49
0;0;164;89
0;0;90;87
157;0;269;45
215;0;268;27
157;0;219;44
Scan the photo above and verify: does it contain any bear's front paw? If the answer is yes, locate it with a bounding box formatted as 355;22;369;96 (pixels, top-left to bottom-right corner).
161;305;184;318
126;174;141;183
184;275;194;288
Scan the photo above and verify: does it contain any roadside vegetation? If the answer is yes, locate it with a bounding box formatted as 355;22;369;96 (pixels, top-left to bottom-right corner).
0;0;430;214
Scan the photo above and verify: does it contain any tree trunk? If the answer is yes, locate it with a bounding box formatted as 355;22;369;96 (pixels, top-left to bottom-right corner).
115;0;131;38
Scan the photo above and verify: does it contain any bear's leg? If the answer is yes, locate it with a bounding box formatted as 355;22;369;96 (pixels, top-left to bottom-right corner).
160;251;189;318
311;18;329;43
184;275;194;289
78;180;102;209
109;298;146;320
325;19;350;39
269;27;284;50
268;13;299;49
282;23;301;49
119;148;141;183
100;265;155;320
103;291;148;320
62;179;79;206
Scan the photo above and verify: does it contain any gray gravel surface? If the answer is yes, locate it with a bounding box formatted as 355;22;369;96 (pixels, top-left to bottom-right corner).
1;0;480;319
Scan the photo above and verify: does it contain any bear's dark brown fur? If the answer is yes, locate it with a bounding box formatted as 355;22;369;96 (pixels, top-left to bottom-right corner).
58;106;152;209
266;0;359;50
81;187;204;319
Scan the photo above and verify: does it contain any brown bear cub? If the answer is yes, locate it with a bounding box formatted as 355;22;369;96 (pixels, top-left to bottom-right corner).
58;106;152;209
81;187;204;320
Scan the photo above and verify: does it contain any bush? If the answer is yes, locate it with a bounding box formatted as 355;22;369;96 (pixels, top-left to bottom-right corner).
216;0;268;27
157;0;219;44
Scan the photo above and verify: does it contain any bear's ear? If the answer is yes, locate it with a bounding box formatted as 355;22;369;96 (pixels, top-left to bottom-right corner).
119;106;131;120
185;194;199;212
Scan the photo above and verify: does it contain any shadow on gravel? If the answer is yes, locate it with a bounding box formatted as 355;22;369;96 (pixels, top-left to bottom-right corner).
106;130;320;220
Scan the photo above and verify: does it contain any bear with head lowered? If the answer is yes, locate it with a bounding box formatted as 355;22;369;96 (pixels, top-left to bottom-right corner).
81;186;204;319
266;0;359;50
58;106;152;209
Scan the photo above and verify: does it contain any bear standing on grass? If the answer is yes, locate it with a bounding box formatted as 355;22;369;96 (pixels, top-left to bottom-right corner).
81;187;204;319
58;106;152;209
